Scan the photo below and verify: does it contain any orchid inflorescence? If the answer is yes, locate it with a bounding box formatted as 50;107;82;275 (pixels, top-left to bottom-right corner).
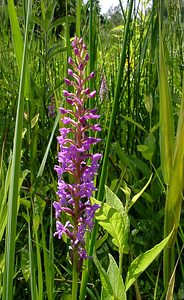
53;36;102;268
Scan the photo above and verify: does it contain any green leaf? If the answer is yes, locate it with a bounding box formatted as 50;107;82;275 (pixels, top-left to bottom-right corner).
7;0;24;72
125;229;173;291
122;116;148;133
48;16;76;31
94;256;113;298
111;25;123;31
44;0;57;30
127;174;153;211
137;133;156;161
31;15;45;29
107;255;126;300
92;198;129;253
159;31;174;184
0;205;7;241
47;45;67;61
105;186;125;215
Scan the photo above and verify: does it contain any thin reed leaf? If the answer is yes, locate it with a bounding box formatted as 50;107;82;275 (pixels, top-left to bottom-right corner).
7;0;30;95
3;1;32;299
76;0;82;37
158;29;174;185
163;78;184;288
28;210;38;300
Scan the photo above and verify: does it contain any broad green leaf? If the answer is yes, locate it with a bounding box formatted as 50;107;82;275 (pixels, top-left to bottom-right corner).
94;256;114;298
105;186;125;215
125;229;173;291
107;255;126;300
137;133;156;161
92;198;129;253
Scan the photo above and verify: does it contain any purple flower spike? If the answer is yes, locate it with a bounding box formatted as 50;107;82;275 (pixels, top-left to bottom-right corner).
54;37;102;269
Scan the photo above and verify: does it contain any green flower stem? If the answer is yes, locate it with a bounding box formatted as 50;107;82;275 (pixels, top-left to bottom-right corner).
119;252;123;276
72;248;79;300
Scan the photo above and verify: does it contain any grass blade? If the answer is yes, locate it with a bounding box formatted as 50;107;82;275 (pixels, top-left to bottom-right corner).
158;29;174;185
3;1;32;299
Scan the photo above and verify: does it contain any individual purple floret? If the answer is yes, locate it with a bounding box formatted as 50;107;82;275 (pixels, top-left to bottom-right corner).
53;36;102;268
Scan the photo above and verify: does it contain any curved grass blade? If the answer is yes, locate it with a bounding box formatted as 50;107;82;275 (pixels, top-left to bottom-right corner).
2;1;32;299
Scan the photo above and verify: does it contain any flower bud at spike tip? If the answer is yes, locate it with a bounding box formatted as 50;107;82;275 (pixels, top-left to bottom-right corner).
54;37;102;266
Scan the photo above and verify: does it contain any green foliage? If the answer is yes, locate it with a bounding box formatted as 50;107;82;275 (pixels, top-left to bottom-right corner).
92;197;129;254
94;254;127;300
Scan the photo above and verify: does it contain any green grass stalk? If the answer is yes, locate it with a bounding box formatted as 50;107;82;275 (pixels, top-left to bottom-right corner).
76;0;82;37
2;1;32;299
